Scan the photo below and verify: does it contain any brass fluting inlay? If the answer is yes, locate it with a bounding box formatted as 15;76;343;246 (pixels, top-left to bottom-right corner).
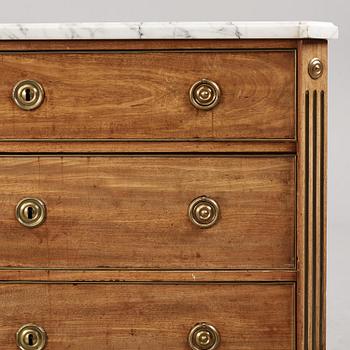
16;324;47;350
188;323;221;350
308;58;323;80
12;80;45;110
15;198;47;228
189;79;221;110
188;196;220;228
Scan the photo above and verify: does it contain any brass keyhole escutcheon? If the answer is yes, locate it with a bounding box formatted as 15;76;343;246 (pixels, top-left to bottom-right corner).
188;196;220;228
15;198;47;228
189;79;221;110
16;324;47;350
188;323;221;350
12;80;45;110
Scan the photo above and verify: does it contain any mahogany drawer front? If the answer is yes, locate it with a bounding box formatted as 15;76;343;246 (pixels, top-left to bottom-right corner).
0;50;295;140
2;283;295;349
1;156;295;269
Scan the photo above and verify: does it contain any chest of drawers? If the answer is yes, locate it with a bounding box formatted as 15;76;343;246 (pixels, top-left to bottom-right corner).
0;21;338;350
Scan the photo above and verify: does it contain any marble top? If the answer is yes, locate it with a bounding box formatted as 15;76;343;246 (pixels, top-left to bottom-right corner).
0;22;338;40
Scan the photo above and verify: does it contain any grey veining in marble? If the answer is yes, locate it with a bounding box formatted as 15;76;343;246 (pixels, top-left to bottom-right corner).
0;21;338;40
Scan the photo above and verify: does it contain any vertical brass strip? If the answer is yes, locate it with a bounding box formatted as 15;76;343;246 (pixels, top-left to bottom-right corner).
312;90;318;350
319;90;325;349
304;90;310;350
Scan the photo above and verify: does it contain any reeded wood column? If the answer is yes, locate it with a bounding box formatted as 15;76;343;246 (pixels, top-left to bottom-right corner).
297;39;328;350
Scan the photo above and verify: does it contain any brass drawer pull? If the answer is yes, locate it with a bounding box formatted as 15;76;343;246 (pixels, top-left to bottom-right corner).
188;196;220;228
188;322;221;350
15;198;47;228
16;324;47;350
12;80;45;110
189;79;221;110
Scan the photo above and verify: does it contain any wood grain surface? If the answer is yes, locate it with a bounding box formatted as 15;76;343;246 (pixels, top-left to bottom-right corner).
0;140;296;154
0;38;329;350
0;155;295;269
0;283;295;349
0;50;295;140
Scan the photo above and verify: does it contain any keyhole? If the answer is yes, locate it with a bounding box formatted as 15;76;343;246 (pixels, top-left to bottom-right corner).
16;198;46;228
25;88;32;101
27;206;33;220
28;333;34;346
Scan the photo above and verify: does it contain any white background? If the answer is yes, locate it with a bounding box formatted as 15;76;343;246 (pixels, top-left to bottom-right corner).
0;1;347;348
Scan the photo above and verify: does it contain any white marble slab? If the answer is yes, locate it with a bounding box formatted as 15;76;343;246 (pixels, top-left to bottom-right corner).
0;22;338;40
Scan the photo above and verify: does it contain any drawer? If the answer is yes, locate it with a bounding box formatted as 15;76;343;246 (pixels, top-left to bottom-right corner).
1;156;295;269
0;50;295;140
1;283;295;349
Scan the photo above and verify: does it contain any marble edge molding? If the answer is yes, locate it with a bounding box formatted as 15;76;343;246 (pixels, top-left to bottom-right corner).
0;21;338;40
